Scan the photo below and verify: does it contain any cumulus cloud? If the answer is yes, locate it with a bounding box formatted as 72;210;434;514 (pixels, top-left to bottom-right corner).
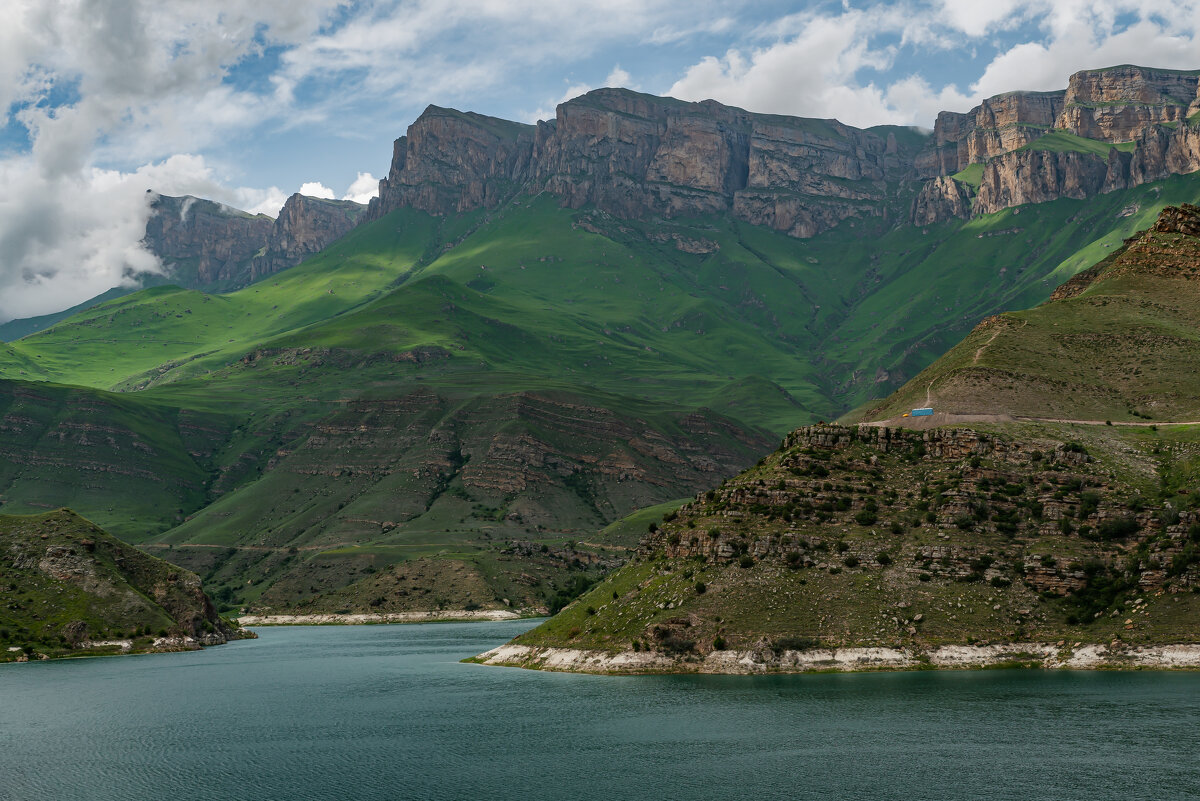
342;172;379;205
0;1;339;322
299;181;336;199
667;1;1200;126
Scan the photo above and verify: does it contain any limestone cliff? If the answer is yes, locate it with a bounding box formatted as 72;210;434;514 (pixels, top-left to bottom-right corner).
145;193;364;290
365;66;1200;236
251;194;366;280
144;195;274;288
369;89;928;238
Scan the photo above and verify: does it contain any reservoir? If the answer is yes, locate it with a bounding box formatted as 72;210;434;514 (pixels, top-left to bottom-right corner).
1;620;1196;800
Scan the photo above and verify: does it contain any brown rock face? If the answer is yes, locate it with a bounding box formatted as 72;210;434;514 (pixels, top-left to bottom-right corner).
1056;65;1200;141
370;106;535;218
369;89;927;238
932;91;1066;174
251;194;366;280
366;67;1200;235
911;176;973;225
143;195;273;287
144;193;365;289
973;149;1112;215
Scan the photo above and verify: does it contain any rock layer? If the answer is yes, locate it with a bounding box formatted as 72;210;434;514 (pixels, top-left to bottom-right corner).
144;193;365;290
365;66;1200;235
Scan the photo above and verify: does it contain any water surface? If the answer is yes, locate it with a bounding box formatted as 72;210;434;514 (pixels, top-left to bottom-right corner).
2;621;1196;800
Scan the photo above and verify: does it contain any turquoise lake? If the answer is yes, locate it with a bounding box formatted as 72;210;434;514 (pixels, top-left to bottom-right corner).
2;620;1198;800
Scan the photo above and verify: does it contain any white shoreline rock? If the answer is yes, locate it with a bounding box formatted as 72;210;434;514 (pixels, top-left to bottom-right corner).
238;609;526;626
472;643;1200;674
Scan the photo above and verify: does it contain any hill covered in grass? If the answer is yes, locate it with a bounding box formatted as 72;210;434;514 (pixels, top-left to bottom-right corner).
862;203;1200;423
477;206;1200;672
0;510;251;662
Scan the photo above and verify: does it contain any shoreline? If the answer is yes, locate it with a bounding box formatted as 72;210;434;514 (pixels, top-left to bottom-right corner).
469;642;1200;674
238;609;538;626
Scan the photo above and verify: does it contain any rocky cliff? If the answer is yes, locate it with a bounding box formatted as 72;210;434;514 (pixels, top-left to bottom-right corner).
251;194;366;280
143;195;274;288
368;89;928;238
366;66;1200;235
144;193;364;290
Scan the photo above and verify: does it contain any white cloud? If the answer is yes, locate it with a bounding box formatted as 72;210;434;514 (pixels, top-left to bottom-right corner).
606;66;632;88
299;181;336;199
668;2;1200;126
342;172;379;204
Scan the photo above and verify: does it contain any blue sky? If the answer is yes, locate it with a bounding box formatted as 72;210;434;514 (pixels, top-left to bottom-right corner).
1;0;1200;320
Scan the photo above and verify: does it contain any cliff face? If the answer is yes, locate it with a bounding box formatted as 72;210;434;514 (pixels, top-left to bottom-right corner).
369;89;927;238
367;66;1200;237
931;91;1066;174
1057;65;1200;141
144;195;274;288
251;194;366;280
145;193;365;289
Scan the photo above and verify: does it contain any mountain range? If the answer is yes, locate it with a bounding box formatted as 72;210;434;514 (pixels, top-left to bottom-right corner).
3;64;1200;650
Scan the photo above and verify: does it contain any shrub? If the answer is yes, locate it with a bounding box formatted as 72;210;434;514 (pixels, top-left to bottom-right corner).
843;555;860;568
876;551;893;566
708;527;721;539
955;515;975;531
585;606;596;616
855;510;878;526
835;540;850;553
1096;517;1140;541
990;576;1012;588
918;573;932;582
694;582;707;594
738;554;755;569
712;635;726;651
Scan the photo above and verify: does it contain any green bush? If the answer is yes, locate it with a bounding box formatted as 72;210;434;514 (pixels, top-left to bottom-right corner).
876;551;893;566
854;510;878;526
738;554;755;569
1096;517;1140;541
694;582;707;594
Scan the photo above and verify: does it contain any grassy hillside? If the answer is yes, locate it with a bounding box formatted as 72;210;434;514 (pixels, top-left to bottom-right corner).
862;203;1200;422
0;379;238;540
5;180;1200;615
499;420;1200;670
0;510;249;661
486;206;1200;671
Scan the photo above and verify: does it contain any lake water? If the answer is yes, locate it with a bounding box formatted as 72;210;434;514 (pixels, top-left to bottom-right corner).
2;620;1198;800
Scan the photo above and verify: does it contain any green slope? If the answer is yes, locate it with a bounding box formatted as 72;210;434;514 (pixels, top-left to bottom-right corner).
0;509;248;661
7;178;1200;615
0;379;238;540
862;203;1200;422
487;205;1200;672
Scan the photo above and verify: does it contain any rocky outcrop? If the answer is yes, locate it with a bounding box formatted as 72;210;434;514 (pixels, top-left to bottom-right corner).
1056;65;1200;141
973;148;1113;215
369;89;928;238
251;194;366;280
145;193;366;289
365;67;1200;235
930;91;1065;175
371;106;535;218
144;195;274;287
912;176;974;225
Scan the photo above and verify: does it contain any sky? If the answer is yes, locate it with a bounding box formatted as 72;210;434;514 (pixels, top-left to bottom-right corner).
2;0;1200;322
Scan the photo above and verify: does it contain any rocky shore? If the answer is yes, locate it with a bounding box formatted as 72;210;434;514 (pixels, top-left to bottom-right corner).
472;642;1200;675
239;609;530;626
